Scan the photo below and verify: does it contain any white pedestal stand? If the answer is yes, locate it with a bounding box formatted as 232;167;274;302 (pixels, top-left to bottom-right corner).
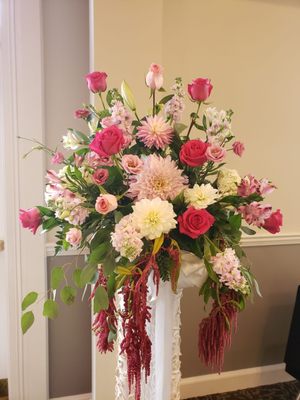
115;251;208;400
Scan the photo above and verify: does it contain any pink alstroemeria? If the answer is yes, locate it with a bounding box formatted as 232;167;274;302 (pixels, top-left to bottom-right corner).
238;202;272;227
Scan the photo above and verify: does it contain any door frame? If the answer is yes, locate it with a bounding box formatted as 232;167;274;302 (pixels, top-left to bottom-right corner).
1;0;48;399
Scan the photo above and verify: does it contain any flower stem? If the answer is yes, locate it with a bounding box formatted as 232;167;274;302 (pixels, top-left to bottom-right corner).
187;102;201;138
99;93;107;110
152;90;156;117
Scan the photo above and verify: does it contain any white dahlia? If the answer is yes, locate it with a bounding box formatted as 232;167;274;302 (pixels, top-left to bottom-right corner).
132;198;177;240
184;183;219;209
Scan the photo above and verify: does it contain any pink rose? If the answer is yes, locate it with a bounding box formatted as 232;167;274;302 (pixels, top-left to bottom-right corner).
232;141;245;157
145;63;164;90
237;175;260;197
179;139;208;167
263;209;283;234
66;227;82;247
121;155;143;174
188;78;213;102
92;168;109;185
85;71;108;93
206;144;226;163
51;152;64;165
19;208;42;234
74;108;90;119
95;194;118;215
89;125;125;157
178;207;215;239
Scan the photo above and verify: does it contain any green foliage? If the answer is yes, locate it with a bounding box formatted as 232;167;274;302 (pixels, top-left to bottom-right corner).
43;299;59;319
60;286;77;305
21;311;34;334
80;264;98;287
241;226;256;235
73;268;82;288
93;286;109;313
156;250;172;282
50;267;64;290
22;292;38;311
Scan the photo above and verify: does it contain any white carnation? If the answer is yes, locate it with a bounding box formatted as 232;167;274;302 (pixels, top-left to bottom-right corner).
184;183;219;209
132;197;177;240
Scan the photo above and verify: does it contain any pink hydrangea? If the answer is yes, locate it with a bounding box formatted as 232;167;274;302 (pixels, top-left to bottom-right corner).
111;215;143;261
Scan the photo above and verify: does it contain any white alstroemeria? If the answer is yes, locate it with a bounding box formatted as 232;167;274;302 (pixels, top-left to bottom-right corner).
184;183;219;209
62;130;82;150
204;107;232;143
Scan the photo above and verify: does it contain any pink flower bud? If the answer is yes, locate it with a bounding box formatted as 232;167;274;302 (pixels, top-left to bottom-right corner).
51;152;64;165
145;63;164;90
85;71;108;93
188;78;213;102
232;141;245;157
74;108;90;119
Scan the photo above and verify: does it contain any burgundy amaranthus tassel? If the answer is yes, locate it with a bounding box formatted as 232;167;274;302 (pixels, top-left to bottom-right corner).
198;291;238;372
90;270;117;353
120;255;160;400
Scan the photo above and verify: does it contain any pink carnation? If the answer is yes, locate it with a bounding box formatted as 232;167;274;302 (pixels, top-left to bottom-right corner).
137;115;173;149
19;208;42;234
51;152;64;165
74;109;90;119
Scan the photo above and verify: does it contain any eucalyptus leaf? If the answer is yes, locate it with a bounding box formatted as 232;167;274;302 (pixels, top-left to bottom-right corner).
21;311;35;334
80;264;98;286
73;268;82;288
43;299;59;319
60;286;77;305
51;266;64;290
22;291;38;311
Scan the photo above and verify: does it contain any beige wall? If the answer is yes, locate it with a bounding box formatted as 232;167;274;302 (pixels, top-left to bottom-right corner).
92;0;300;381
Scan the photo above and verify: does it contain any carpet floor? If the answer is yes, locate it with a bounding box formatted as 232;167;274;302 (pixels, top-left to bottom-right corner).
191;380;300;400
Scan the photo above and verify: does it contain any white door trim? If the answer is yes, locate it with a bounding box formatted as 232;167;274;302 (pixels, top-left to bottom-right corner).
1;0;48;399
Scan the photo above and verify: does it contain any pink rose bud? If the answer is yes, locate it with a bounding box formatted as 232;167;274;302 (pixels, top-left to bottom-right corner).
232;141;245;157
263;209;283;234
121;154;143;174
85;71;108;93
145;63;164;90
95;194;118;215
66;227;82;247
51;152;64;165
19;207;42;234
92;168;109;185
188;78;213;102
206;144;226;163
89;125;125;157
74;108;90;119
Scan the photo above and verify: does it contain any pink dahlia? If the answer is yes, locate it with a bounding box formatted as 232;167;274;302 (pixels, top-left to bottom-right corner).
137;115;173;149
128;155;187;201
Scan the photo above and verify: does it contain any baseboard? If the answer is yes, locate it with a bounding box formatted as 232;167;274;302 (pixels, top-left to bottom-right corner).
180;363;294;399
51;393;91;400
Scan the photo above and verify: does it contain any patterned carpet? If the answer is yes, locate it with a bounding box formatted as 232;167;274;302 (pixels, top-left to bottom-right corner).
191;381;300;400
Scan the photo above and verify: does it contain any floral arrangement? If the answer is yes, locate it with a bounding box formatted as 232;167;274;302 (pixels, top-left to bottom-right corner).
19;64;283;400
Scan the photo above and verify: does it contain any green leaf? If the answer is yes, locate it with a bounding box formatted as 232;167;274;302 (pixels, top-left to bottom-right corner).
80;264;98;286
229;214;242;230
60;286;77;305
22;291;38;311
93;286;109;313
21;311;35;334
241;226;256;235
174;123;187;135
107;273;116;298
108;330;117;343
114;211;123;224
51;267;64;290
42;217;61;231
89;243;109;265
159;94;174;105
102;253;116;276
43;299;59;319
73;268;82;288
36;206;54;217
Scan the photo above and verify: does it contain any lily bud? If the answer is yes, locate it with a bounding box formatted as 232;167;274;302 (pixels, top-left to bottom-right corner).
121;80;136;111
